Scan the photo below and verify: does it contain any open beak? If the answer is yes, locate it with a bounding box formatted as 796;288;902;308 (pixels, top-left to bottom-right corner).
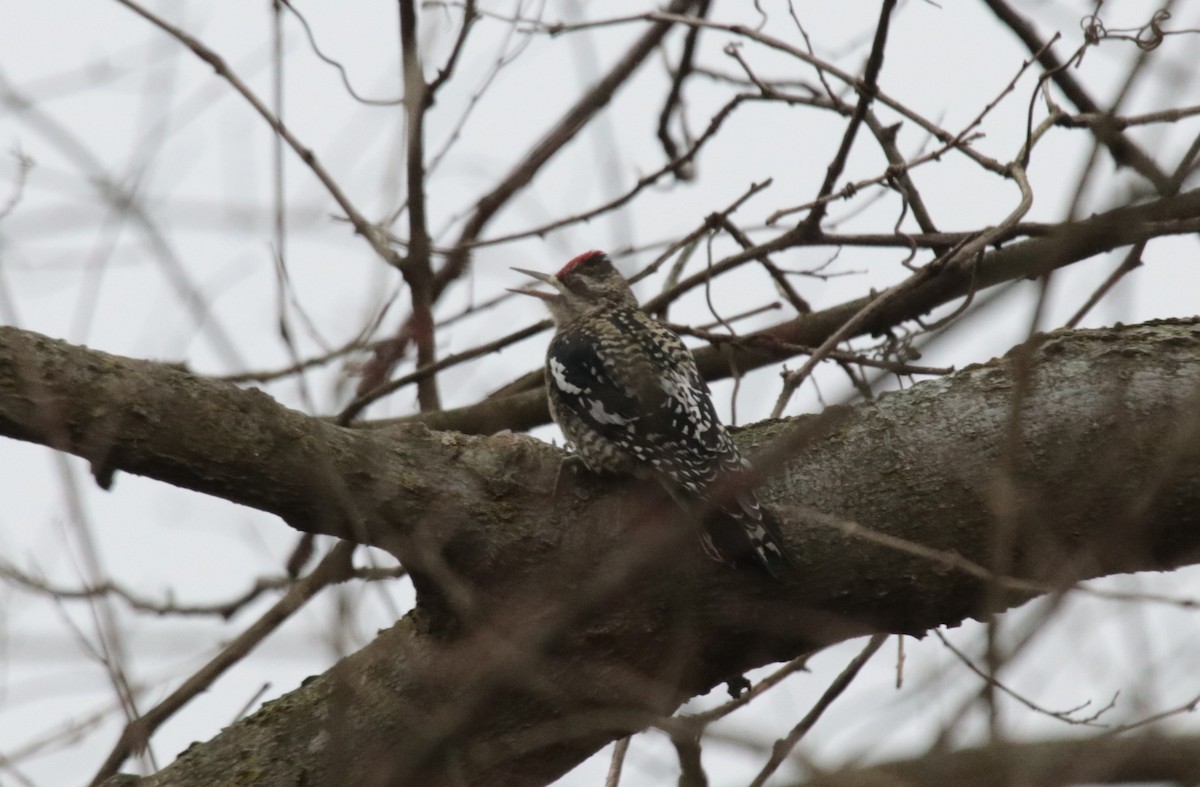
508;267;563;301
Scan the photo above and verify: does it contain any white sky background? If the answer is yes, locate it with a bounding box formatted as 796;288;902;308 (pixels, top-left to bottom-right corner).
1;0;1199;784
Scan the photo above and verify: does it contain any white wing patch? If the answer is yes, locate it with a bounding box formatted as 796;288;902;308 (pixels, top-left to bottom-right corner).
549;357;583;395
588;398;632;426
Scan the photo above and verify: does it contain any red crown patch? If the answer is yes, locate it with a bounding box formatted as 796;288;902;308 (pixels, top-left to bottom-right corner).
557;250;605;278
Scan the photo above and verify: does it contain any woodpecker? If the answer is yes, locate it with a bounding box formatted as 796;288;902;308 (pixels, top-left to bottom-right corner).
512;250;791;579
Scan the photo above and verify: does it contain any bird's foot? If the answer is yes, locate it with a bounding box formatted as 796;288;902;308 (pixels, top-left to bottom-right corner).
552;453;588;499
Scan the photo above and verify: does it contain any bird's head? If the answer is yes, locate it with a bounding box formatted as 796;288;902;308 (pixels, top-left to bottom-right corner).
510;250;636;324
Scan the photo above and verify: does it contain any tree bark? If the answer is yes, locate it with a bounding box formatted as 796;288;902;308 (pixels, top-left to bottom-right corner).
804;734;1200;786
3;319;1199;785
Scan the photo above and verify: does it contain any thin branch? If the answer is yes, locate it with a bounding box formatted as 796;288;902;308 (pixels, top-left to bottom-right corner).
0;148;33;222
338;320;547;424
935;630;1116;727
647;12;1008;175
214;337;371;384
1058;104;1200;130
709;213;811;313
865;112;940;236
693;301;781;331
463;91;755;250
981;0;1173;193
604;737;631;787
797;0;897;237
666;326;953;376
1107;692;1200;734
747;634;887;787
1066;241;1145;328
764;130;986;226
684;655;810;726
89;542;358;786
399;0;440;411
769;163;1032;416
111;0;404;270
278;0;404;105
657;0;711;177
427;0;478;98
804;508;1200;611
0;555;403;619
435;0;700;293
762;27;1055;228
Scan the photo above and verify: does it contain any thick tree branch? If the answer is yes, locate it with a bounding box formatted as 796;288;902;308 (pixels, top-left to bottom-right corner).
805;734;1200;786
4;318;1199;785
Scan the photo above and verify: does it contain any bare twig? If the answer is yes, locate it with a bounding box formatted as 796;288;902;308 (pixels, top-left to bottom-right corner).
88;542;359;786
797;0;898;237
338;320;547;424
981;0;1172;193
747;634;888;787
463;92;755;250
684;655;810;726
1066;242;1145;328
436;0;701;293
399;0;441;411
710;213;811;313
1107;692;1200;734
0;148;32;222
666;325;953;376
769;164;1032;416
805;509;1200;610
935;630;1116;727
278;0;404;105
0;555;403;619
604;736;631;787
657;0;711;177
1058;104;1200;130
112;0;404;271
427;0;479;98
648;12;1008;175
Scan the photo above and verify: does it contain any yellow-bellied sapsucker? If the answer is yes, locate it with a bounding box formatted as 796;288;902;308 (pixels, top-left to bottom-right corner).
513;250;791;579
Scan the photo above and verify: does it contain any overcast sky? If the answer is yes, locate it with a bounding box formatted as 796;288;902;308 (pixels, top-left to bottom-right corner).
2;1;1199;784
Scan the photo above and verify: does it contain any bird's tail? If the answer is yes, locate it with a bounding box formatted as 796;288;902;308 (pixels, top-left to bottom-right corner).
657;468;793;580
699;493;793;581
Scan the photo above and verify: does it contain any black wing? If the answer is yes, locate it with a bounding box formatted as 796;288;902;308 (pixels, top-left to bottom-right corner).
546;308;737;490
545;328;644;446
